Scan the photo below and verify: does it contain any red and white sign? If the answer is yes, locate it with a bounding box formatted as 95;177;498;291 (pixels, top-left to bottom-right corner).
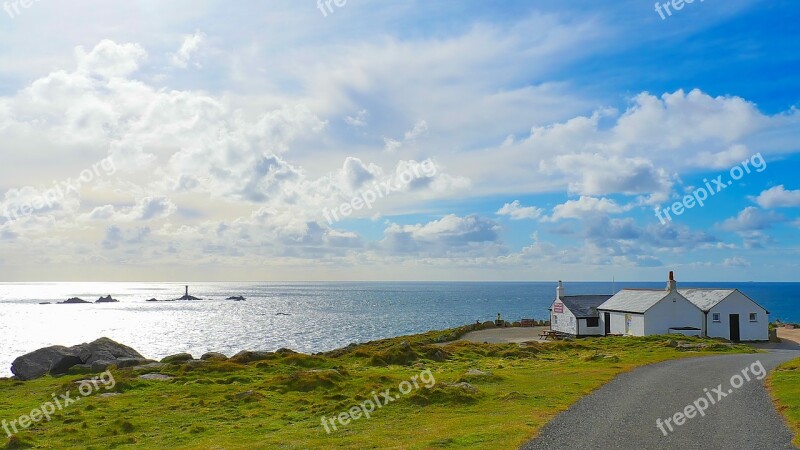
553;301;564;313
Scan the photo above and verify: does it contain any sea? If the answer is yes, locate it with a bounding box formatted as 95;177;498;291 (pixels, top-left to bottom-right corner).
1;281;798;377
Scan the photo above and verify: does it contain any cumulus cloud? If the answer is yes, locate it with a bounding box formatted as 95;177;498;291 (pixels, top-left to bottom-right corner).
723;257;749;268
382;214;504;257
83;197;177;222
170;31;206;68
753;185;800;208
548;196;625;221
720;207;784;232
496;200;543;220
76;40;147;78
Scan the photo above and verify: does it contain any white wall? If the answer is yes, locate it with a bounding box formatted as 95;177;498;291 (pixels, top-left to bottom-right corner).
644;291;704;335
578;318;603;336
603;311;645;336
706;291;769;341
550;299;577;335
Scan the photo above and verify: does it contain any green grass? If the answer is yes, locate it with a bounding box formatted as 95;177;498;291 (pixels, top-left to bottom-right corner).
768;357;800;447
0;327;755;449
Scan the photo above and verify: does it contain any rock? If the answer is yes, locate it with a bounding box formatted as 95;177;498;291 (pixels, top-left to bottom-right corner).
49;355;84;376
72;338;145;365
184;360;208;369
226;296;246;301
138;373;172;381
99;392;120;398
160;353;194;364
145;298;159;302
230;350;275;363
12;346;82;380
665;339;679;348
95;295;119;303
59;297;90;304
12;337;147;381
275;312;290;316
200;352;228;361
38;302;51;305
131;362;167;371
89;357;152;372
465;369;492;377
443;382;478;393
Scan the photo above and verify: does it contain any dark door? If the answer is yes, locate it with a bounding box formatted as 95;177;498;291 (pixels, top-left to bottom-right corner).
729;314;740;342
604;312;611;335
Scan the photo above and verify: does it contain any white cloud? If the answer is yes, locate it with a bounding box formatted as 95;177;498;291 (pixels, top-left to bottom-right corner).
720;207;784;232
76;40;147;78
723;257;749;268
170;31;206;68
496;200;543;220
548;196;625;221
753;185;800;208
344;109;369;127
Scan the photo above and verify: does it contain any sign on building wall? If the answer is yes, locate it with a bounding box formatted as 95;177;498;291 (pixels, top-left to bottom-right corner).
554;302;564;313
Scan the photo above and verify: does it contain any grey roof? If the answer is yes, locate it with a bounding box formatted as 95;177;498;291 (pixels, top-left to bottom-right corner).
678;289;735;312
597;289;669;313
559;295;613;318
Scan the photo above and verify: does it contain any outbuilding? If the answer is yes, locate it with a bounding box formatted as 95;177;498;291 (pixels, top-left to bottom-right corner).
550;281;612;337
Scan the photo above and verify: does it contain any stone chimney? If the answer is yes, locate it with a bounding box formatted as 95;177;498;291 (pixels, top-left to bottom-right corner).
557;280;564;299
666;271;677;291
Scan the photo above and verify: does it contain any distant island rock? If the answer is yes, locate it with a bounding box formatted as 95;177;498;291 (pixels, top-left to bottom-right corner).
38;302;51;305
95;295;119;303
146;298;159;302
276;312;291;316
227;296;246;301
59;297;91;304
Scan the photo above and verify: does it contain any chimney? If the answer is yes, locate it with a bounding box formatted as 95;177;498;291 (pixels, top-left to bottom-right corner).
556;280;564;299
666;271;677;291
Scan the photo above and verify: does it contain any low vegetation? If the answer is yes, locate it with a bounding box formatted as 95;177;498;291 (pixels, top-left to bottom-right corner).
0;327;754;449
768;357;800;447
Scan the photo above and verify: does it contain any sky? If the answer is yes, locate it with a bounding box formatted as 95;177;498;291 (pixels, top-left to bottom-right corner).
0;0;798;282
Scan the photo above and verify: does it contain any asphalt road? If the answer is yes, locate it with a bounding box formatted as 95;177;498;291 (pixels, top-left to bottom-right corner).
522;349;800;450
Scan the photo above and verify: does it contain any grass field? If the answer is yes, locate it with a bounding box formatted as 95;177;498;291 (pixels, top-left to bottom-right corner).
768;357;800;447
0;327;755;449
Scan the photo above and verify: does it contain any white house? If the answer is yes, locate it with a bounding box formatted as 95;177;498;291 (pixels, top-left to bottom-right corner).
553;271;769;341
679;288;769;341
549;281;612;337
596;273;704;337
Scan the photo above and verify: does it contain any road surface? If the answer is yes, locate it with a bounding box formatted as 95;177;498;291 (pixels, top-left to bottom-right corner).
521;349;800;450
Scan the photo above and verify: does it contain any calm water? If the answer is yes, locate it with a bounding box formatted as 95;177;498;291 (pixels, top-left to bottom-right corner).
0;281;798;377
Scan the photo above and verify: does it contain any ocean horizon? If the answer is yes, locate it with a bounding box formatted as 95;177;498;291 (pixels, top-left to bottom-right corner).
2;281;798;377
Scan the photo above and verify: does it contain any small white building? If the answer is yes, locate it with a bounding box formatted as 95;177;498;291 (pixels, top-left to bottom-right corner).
554;271;769;342
596;273;704;337
679;288;769;341
549;281;612;337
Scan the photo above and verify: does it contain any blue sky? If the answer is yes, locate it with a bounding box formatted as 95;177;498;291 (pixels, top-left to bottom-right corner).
0;0;798;281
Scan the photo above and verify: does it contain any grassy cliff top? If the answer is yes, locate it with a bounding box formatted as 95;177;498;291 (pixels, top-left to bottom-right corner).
0;326;755;449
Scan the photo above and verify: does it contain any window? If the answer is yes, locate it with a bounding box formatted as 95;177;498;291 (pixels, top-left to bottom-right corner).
749;313;758;322
553;315;558;325
586;317;599;327
712;313;721;322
